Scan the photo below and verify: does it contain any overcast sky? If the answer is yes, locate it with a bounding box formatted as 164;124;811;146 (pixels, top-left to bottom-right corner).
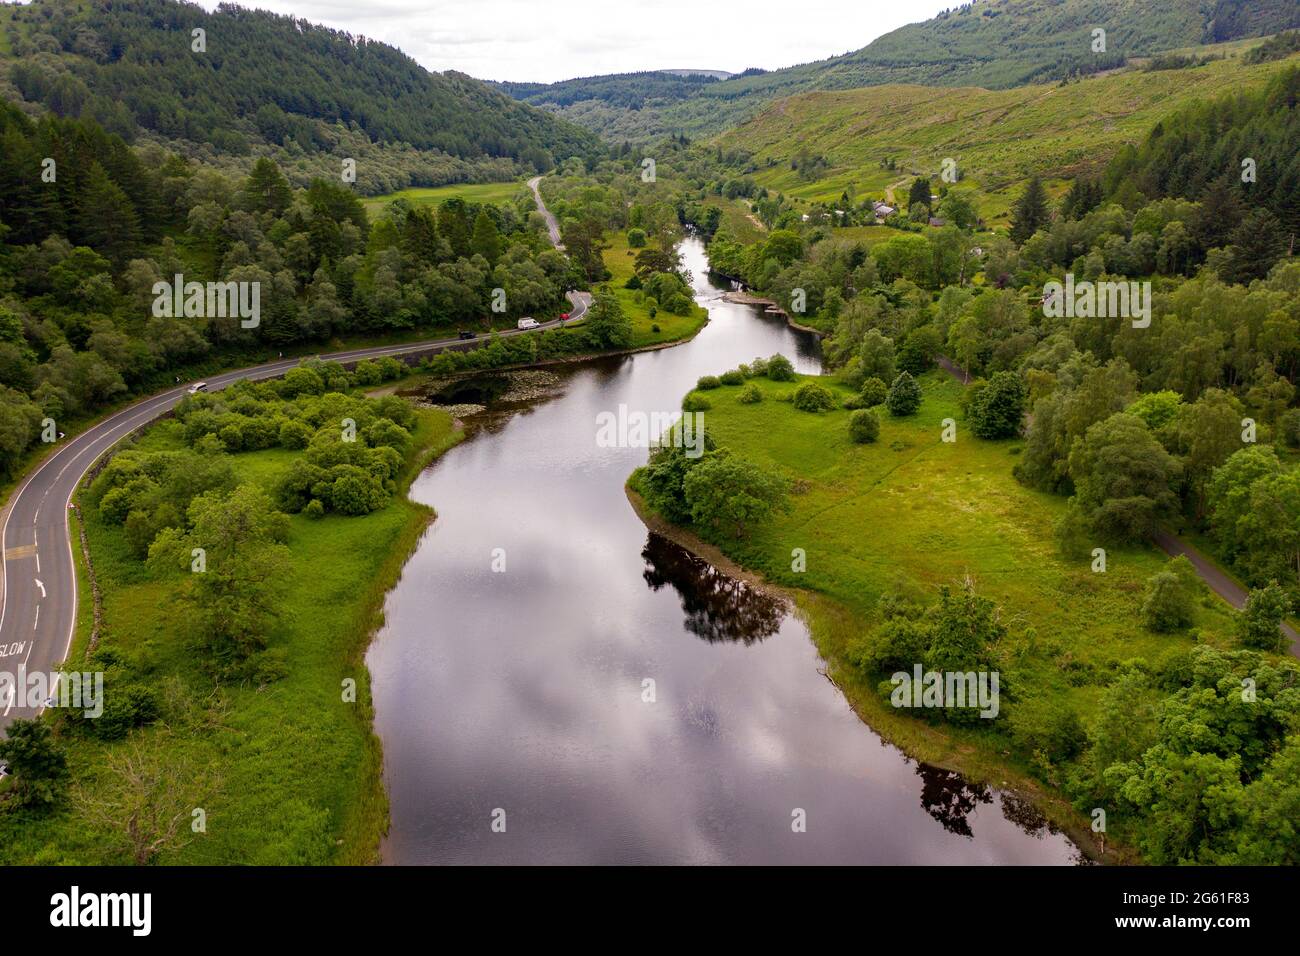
195;0;952;84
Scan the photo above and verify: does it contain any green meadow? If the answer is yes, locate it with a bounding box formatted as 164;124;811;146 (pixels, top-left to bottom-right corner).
361;181;527;215
0;408;462;864
648;370;1243;851
601;232;709;349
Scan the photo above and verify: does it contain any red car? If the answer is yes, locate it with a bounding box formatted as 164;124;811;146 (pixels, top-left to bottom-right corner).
560;313;570;320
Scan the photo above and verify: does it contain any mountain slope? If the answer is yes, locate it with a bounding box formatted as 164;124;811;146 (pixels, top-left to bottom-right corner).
505;0;1300;140
715;47;1300;208
0;0;598;186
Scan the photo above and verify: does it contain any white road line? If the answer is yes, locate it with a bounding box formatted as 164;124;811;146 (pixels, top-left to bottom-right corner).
33;605;39;630
35;579;45;599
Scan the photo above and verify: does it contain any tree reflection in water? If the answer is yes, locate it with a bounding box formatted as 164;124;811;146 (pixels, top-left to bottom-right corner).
640;533;787;645
915;763;992;838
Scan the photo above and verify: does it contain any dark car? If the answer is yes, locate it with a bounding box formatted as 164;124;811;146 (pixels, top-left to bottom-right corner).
458;330;476;339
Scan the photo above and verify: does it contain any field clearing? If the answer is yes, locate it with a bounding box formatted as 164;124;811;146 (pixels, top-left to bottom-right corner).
601;233;708;348
362;181;526;214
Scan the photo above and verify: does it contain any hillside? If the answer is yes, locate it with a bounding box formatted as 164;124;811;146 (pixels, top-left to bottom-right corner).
0;0;599;192
714;43;1300;211
504;0;1300;140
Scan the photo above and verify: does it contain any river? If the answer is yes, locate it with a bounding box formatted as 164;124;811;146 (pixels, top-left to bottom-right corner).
366;236;1083;864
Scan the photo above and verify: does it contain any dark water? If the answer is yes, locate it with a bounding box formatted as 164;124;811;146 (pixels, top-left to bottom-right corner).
367;238;1082;864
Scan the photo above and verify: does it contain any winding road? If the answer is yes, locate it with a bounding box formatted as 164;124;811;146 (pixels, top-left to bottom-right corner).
0;181;588;732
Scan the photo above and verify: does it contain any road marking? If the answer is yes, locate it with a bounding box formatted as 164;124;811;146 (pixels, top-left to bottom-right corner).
35;579;45;599
33;605;38;630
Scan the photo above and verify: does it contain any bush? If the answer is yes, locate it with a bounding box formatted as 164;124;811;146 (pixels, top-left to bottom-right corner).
375;356;405;381
1237;582;1292;651
738;384;763;404
885;371;922;417
218;423;244;452
1140;570;1195;632
351;360;383;386
1280;408;1300;449
792;381;836;412
748;357;769;377
719;369;745;386
766;354;795;381
304;499;325;519
278;419;312;450
860;377;888;406
842;394;867;410
696;375;722;391
849;409;881;443
627;228;647;248
681;392;711;412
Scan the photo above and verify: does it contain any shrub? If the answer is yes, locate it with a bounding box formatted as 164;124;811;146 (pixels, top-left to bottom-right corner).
738;384;763;404
1237;582;1292;651
681;392;711;412
304;499;325;519
218;423;244;452
748;357;769;377
375;356;405;381
766;354;796;381
719;369;745;386
278;419;312;450
792;381;836;412
849;409;881;443
842;394;867;410
696;375;722;390
627;228;647;248
1280;408;1300;449
1140;570;1195;632
351;360;383;386
885;371;922;417
860;377;888;406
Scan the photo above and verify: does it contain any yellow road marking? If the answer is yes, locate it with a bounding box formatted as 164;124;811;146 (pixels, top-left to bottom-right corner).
4;545;36;560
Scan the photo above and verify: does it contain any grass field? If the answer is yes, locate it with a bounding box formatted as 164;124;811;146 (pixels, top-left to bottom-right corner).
0;408;463;864
718;48;1300;203
361;181;527;215
601;233;709;349
634;369;1244;853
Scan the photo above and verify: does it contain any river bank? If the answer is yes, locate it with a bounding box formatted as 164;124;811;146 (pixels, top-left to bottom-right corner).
623;483;1115;864
366;235;1080;864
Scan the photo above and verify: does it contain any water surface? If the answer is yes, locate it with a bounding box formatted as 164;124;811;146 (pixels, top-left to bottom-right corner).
368;238;1081;864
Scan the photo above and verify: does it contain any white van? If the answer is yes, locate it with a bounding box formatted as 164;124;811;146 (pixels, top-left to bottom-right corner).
517;317;541;331
187;382;208;394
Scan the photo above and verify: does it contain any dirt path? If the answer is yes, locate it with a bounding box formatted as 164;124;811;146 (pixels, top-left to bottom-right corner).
933;354;1299;656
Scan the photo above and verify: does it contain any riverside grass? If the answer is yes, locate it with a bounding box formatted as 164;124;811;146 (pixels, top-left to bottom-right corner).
0;407;462;865
633;369;1244;860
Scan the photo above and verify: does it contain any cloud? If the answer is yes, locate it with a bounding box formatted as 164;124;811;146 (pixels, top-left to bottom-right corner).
194;0;952;83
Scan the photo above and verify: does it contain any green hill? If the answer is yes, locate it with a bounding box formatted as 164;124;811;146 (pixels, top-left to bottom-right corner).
504;0;1300;140
714;43;1300;215
0;0;599;192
